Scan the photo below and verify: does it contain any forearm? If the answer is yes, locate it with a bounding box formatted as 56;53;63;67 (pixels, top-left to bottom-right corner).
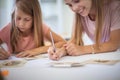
80;41;119;54
55;41;66;48
28;41;66;54
96;42;119;53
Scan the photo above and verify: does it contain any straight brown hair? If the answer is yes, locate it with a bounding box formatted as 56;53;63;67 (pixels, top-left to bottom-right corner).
11;0;44;53
72;0;105;49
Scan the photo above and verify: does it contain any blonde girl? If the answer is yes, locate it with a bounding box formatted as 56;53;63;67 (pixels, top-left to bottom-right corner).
0;0;65;60
48;0;120;60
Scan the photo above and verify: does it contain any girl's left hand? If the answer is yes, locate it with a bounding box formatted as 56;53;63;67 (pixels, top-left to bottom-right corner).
64;42;82;56
16;50;38;58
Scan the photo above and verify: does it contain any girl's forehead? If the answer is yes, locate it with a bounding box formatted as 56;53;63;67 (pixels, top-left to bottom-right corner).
64;0;71;3
15;8;31;17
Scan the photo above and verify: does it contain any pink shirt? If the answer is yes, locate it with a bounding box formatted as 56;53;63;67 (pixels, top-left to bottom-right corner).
0;23;50;53
82;0;120;43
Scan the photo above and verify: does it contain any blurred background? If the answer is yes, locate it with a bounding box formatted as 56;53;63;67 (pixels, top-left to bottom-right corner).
0;0;74;40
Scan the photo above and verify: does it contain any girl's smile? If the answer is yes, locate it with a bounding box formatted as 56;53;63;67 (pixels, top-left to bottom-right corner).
65;0;92;17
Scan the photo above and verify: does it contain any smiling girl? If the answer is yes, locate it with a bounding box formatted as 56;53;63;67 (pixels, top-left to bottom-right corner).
48;0;120;60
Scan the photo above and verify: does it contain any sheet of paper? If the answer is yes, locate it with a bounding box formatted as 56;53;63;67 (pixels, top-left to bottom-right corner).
0;60;27;68
48;62;84;68
23;54;48;61
48;59;120;68
82;59;120;65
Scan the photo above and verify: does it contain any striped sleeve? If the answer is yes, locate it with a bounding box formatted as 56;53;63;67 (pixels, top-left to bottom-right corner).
111;1;120;31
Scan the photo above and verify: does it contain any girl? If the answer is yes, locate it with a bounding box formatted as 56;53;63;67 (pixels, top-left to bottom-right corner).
0;0;65;60
48;0;120;60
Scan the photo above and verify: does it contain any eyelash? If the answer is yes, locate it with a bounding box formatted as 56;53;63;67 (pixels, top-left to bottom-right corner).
16;17;31;21
73;0;79;3
68;0;79;7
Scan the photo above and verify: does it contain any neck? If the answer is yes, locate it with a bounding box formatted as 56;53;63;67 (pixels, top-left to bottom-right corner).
88;4;96;21
20;30;32;37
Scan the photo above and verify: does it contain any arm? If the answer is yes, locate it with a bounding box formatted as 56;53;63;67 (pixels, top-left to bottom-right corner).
0;39;10;60
91;29;120;53
16;29;66;57
65;29;120;56
27;30;66;54
67;0;120;55
0;24;11;59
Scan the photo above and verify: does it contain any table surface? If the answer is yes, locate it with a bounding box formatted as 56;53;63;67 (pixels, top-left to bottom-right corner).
1;50;120;80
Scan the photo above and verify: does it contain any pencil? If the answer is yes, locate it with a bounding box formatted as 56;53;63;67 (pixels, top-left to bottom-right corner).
50;31;56;52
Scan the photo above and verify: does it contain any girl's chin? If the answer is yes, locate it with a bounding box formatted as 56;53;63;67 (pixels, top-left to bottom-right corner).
79;10;89;17
79;13;88;17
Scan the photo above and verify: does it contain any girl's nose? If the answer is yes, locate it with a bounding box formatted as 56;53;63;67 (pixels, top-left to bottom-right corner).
19;20;24;26
72;5;78;13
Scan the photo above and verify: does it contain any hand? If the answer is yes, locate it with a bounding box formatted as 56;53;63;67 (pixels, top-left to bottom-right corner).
47;47;67;60
64;42;82;56
16;50;38;58
0;46;10;60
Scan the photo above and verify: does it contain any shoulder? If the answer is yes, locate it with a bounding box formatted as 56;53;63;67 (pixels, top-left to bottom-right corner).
0;23;11;31
0;23;11;32
0;23;11;42
106;0;120;11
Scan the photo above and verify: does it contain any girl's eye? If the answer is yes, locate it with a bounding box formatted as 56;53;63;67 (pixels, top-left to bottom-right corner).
25;19;30;21
68;4;72;7
73;0;79;3
17;17;21;20
24;18;32;21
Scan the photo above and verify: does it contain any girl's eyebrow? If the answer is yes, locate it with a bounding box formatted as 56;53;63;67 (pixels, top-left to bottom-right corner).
25;17;32;19
65;0;73;5
65;3;69;5
24;16;32;19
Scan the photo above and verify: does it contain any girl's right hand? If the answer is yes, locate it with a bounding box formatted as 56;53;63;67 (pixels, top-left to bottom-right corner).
47;47;67;60
0;46;10;60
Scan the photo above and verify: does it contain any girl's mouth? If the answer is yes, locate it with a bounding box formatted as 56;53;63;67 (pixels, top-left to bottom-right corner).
78;7;85;15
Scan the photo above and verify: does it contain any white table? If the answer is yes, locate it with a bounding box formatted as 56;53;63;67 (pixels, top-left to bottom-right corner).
1;50;120;80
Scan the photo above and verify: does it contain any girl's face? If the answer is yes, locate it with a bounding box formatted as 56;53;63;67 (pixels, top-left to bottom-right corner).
15;8;33;33
65;0;92;16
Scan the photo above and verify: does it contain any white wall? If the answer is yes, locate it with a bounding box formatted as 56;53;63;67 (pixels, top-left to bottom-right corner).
62;3;74;39
0;0;14;28
40;0;74;39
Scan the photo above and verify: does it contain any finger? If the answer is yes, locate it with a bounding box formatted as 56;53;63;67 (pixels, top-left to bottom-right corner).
49;54;55;60
16;52;28;57
0;55;8;60
63;44;67;47
48;51;53;59
19;53;29;57
48;47;55;55
65;43;73;50
47;49;53;55
50;54;59;60
56;51;64;59
0;54;6;59
27;54;35;57
49;55;55;60
67;47;75;55
0;49;9;57
16;52;23;57
52;54;59;60
49;54;53;59
68;50;75;56
0;56;5;60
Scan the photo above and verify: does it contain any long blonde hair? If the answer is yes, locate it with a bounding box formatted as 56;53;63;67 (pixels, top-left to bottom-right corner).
11;0;44;53
72;0;105;49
